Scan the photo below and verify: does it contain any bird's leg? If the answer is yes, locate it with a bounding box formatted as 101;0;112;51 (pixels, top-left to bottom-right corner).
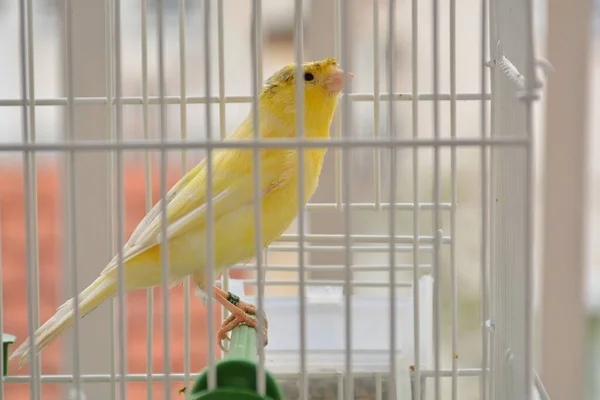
211;286;268;351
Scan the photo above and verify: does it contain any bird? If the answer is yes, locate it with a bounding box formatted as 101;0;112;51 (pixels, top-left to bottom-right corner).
9;56;355;368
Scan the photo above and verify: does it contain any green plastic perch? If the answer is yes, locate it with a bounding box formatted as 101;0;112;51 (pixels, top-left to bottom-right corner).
185;322;283;400
2;333;15;377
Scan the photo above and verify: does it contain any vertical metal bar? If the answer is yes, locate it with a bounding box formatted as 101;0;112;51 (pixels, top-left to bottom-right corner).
523;1;540;399
487;2;498;398
479;0;489;397
504;66;511;400
179;0;188;172
256;1;263;85
250;0;266;395
202;0;217;391
139;0;154;397
431;0;441;396
141;0;151;208
449;0;459;397
217;0;226;142
27;0;42;395
18;0;40;397
375;373;383;400
387;0;398;398
507;65;514;399
333;0;342;209
340;0;352;399
24;4;42;396
104;0;118;397
64;0;82;397
178;0;191;389
216;1;228;356
293;0;307;398
411;0;421;396
501;71;508;400
114;0;128;398
372;0;381;209
155;0;172;398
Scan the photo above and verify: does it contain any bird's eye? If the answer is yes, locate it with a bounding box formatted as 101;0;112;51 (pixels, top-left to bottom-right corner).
304;72;314;82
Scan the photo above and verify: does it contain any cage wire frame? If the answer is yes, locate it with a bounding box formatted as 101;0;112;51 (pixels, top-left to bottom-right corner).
0;0;553;399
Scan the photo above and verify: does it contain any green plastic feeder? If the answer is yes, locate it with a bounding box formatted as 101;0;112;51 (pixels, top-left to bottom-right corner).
2;334;16;377
186;324;283;400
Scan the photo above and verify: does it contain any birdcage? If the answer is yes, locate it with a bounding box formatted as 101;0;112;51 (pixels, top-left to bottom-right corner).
0;0;558;399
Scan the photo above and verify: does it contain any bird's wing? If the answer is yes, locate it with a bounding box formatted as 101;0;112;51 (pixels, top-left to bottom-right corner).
101;150;284;274
158;170;269;244
126;157;208;247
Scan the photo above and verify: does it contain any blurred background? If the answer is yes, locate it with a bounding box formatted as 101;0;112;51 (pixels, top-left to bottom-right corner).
0;0;597;399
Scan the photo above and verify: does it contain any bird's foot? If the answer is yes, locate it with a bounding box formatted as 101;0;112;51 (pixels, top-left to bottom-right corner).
212;286;268;352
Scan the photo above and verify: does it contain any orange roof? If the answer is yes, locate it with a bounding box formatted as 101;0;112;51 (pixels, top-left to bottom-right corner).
0;162;249;399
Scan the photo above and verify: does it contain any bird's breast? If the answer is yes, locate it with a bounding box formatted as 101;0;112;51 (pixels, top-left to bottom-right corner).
186;149;327;276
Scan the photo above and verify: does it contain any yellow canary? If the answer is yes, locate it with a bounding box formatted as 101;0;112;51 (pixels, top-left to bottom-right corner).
10;57;354;367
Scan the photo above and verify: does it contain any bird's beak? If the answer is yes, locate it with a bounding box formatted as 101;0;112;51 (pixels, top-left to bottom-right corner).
324;68;355;93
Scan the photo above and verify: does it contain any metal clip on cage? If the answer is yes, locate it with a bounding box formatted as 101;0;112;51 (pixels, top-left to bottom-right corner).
184;323;283;400
1;334;15;377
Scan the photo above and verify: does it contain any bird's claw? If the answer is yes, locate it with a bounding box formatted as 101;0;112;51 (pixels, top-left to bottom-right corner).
216;294;269;353
207;286;269;353
218;333;231;352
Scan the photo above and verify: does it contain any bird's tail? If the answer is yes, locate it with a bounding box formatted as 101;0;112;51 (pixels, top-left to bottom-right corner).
9;272;118;369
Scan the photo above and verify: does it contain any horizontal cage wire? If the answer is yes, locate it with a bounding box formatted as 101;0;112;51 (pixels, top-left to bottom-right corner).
0;0;551;400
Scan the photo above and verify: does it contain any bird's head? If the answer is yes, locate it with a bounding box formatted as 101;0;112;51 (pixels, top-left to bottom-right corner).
259;57;355;136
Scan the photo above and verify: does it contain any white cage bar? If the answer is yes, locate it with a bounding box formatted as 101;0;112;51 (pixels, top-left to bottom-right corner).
0;0;554;399
488;0;547;398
